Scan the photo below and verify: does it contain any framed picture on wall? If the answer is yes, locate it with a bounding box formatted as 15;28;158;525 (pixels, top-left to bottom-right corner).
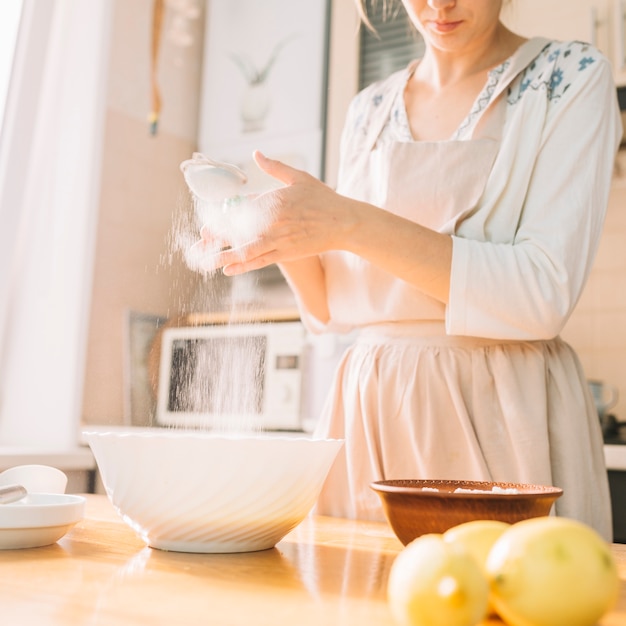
197;0;330;191
123;310;167;426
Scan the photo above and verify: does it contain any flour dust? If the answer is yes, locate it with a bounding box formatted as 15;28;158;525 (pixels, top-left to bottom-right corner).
161;169;278;434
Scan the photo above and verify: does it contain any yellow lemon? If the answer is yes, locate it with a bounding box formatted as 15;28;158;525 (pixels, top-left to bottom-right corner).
486;516;619;626
443;520;511;571
444;519;511;616
387;533;489;626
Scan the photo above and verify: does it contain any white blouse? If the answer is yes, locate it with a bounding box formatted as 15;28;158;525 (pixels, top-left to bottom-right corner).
316;38;622;341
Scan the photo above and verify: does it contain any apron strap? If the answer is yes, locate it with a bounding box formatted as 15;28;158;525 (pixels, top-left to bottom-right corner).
364;66;413;151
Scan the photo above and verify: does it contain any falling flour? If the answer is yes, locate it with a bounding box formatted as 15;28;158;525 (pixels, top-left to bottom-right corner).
161;153;281;433
176;153;276;275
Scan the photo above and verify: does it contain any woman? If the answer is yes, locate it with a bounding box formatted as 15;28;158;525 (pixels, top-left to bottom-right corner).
206;0;621;540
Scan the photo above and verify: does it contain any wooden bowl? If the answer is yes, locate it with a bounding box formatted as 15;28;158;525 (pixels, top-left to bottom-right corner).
371;479;563;545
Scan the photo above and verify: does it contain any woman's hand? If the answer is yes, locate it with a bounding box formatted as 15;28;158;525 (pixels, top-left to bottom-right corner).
207;151;354;276
195;150;451;305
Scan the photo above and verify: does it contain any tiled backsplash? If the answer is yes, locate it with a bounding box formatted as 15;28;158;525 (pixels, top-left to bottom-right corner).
561;151;626;422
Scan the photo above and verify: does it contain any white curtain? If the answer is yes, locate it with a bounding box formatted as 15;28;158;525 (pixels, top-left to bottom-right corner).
0;0;112;447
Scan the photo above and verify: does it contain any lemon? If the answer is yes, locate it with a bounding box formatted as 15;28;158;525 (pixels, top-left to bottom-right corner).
444;519;511;616
486;516;619;626
387;533;489;626
443;520;510;571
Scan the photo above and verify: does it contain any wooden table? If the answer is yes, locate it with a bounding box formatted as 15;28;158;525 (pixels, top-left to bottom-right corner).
0;495;625;626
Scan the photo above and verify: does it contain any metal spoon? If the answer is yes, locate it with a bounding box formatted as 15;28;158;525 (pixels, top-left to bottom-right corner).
0;484;27;504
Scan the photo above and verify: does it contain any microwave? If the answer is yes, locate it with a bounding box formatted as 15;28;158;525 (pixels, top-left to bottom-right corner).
156;321;306;432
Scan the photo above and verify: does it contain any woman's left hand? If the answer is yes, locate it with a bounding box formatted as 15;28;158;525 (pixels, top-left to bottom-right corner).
207;151;355;275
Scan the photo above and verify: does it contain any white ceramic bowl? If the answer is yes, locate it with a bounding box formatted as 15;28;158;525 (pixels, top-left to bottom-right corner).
0;493;85;549
83;428;343;554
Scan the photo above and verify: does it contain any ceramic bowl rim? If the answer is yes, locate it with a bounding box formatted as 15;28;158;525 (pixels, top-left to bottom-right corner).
370;479;563;499
82;427;343;444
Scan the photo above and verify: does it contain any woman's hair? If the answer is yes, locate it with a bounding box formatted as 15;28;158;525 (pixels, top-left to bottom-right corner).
355;0;385;30
354;0;396;32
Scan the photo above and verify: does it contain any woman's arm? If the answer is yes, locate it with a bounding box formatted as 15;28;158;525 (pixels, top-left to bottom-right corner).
277;257;330;325
447;49;622;340
216;151;453;305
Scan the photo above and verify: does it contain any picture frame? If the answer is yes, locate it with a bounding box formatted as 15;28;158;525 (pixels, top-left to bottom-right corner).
123;310;167;426
197;0;330;188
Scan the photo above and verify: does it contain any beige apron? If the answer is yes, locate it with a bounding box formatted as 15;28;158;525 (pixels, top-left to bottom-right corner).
313;40;613;540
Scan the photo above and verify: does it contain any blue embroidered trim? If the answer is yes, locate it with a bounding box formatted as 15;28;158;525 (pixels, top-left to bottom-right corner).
351;41;601;144
452;60;509;139
507;41;597;106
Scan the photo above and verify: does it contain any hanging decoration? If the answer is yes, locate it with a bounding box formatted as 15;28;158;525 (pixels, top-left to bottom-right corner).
149;0;164;136
148;0;202;136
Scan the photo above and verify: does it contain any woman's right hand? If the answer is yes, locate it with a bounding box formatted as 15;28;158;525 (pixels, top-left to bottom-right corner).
210;151;357;276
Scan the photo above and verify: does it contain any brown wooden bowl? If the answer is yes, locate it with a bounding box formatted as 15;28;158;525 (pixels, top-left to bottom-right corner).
370;479;563;546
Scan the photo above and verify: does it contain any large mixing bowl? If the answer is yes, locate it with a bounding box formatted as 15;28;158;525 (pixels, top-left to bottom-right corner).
84;428;343;554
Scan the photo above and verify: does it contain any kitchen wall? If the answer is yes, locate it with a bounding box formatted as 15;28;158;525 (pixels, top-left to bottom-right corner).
81;0;626;429
81;0;206;425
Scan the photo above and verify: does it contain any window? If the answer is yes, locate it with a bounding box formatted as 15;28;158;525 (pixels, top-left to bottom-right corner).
359;2;424;89
0;0;23;135
0;0;112;449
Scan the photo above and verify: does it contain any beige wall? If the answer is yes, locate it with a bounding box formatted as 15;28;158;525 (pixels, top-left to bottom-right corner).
82;0;206;425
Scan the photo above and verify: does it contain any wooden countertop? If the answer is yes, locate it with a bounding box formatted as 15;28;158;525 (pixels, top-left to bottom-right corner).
0;495;625;626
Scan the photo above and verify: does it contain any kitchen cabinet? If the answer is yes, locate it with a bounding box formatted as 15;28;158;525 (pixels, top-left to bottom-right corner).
501;0;626;85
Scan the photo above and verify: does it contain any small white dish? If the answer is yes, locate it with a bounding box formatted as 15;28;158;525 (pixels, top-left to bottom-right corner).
0;465;67;494
0;493;85;550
